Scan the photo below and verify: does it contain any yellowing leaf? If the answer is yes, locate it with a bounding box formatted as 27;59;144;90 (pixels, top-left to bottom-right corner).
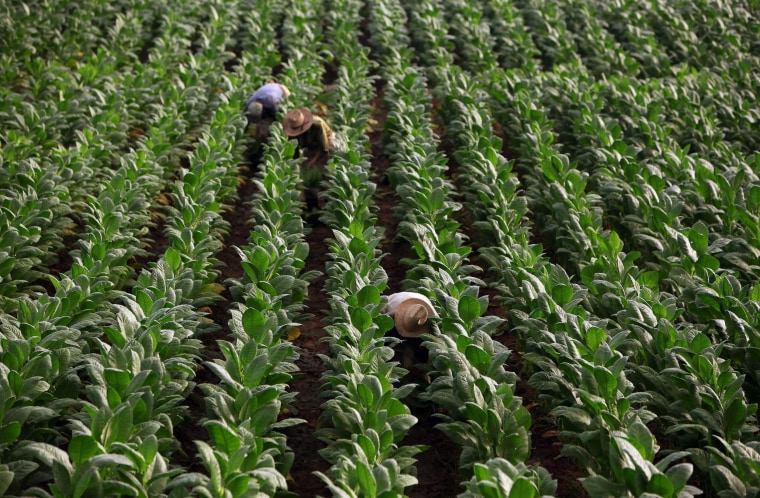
287;327;301;341
205;283;225;295
315;102;329;115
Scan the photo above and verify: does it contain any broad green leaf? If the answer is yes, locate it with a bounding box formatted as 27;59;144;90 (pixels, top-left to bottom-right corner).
458;295;481;323
364;375;387;404
244;354;269;387
195;441;222;493
585;327;606;352
374;464;393;494
593;367;617;401
647;474;673;496
206;421;241;454
749;186;760;209
356;285;380;306
140;435;158;467
581;475;623;497
709;465;746;496
348;236;370;256
356;434;376;459
69;435;99;465
696;254;720;272
379;428;394;452
430;187;444;211
101;479;140;496
350;307;373;331
135;289;152;314
388;414;417;439
356;460;376;496
242;308;266;336
272;274;296;294
249;403;279;434
541;158;560;183
627;420;656;461
477;482;502;498
0;421;21;445
690;333;711;353
227;474;250;497
724;397;748;438
665;463;693;490
464;402;488;428
0;470;13;496
356;382;374;409
72;465;98;498
638;271;659;288
688;222;709;253
104;369;131;394
89;454;134;468
753;284;760;303
375;314;395;334
551;284;573;307
165;247;182;272
675;231;698;262
465;344;491;373
250;247;270;276
509;477;538;498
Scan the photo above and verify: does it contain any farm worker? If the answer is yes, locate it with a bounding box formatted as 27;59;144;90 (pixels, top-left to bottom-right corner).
282;107;335;167
283;107;336;212
383;291;438;373
384;291;438;337
245;81;290;124
245;81;290;146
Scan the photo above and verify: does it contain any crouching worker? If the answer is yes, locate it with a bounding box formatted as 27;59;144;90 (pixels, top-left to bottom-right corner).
383;292;438;373
244;81;290;138
283;107;336;211
283;108;335;167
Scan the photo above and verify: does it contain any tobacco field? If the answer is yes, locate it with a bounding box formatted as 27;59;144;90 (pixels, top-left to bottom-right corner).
2;0;760;496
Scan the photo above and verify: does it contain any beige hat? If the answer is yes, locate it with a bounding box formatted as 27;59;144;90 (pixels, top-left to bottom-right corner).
386;292;437;337
283;108;313;137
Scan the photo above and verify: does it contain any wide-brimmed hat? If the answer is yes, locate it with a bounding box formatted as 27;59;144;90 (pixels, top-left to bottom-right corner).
394;298;435;337
283;108;313;137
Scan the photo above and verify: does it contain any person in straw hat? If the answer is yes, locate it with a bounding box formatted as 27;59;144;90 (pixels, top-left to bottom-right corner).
385;291;437;338
383;291;438;372
283;107;336;212
282;107;335;167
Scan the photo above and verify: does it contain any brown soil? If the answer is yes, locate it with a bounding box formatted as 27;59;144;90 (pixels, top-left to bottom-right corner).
283;219;333;496
369;93;466;498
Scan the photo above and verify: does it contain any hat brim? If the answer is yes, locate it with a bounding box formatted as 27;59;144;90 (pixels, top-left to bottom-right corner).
395;298;435;337
283;109;314;137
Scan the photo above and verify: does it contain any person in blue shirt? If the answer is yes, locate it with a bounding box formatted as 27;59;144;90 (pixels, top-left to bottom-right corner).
244;81;290;136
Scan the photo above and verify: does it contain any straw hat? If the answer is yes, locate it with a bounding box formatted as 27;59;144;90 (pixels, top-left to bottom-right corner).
283;108;313;137
386;292;437;338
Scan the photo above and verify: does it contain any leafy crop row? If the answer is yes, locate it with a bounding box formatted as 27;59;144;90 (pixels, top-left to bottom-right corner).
3;0;760;496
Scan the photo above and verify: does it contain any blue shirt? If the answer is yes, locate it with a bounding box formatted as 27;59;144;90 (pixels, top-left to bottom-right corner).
247;83;286;114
